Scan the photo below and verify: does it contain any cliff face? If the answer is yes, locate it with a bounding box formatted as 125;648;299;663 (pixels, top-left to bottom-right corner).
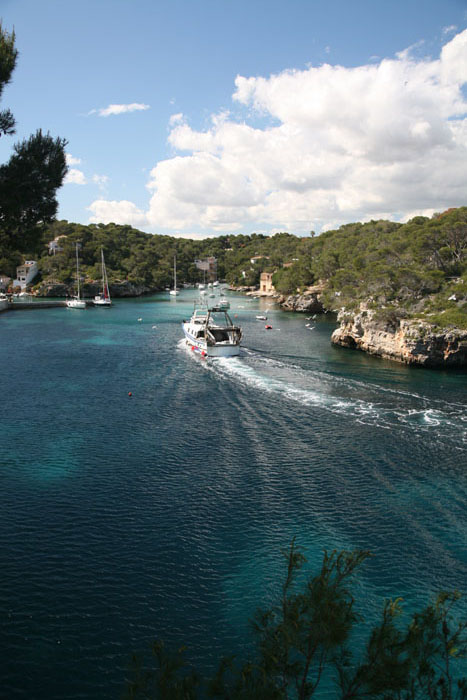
331;308;467;367
278;284;325;313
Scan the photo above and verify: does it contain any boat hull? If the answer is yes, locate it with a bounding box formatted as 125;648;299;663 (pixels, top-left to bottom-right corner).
182;326;240;357
67;299;86;309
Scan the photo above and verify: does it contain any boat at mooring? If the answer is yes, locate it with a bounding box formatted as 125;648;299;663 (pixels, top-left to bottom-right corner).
67;243;86;309
169;255;179;296
94;247;112;306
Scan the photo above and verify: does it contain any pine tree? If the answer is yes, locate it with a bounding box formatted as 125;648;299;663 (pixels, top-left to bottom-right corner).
0;22;68;264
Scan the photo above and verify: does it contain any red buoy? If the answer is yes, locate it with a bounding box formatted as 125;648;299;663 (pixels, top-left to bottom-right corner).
128;392;132;397
265;324;272;329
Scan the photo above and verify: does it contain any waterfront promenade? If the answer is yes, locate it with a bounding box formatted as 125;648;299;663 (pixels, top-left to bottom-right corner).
0;299;68;312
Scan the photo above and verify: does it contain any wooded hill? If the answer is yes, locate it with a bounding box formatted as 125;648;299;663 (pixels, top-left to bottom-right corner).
3;207;466;329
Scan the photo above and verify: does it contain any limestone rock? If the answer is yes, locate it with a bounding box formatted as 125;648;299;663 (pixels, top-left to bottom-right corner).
331;308;467;367
279;285;325;313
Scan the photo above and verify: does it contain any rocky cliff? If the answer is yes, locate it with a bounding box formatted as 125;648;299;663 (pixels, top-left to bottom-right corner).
331;307;467;368
278;284;325;313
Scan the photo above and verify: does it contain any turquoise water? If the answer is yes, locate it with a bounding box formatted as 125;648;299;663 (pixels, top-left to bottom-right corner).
1;291;466;698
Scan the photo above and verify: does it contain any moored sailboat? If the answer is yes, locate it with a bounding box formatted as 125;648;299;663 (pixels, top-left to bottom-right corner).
169;255;179;296
94;248;112;306
67;243;86;309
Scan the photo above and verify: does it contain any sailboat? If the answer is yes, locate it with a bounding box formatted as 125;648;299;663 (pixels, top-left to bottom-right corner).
94;247;112;306
169;255;179;296
67;243;86;309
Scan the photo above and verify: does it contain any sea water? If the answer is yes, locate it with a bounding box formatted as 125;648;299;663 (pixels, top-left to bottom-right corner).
0;291;466;698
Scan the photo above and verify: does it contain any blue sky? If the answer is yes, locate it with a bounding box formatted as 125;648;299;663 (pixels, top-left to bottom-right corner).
1;0;466;237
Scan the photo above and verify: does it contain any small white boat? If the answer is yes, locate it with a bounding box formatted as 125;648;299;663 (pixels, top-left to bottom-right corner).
256;315;267;320
94;247;112;306
182;297;242;357
67;298;86;309
67;243;86;309
169;255;179;296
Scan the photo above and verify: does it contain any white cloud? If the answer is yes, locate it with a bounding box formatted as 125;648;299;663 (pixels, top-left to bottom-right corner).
89;103;150;117
92;174;109;190
66;153;81;165
169;112;185;126
89;30;467;234
65;168;87;185
88;199;147;227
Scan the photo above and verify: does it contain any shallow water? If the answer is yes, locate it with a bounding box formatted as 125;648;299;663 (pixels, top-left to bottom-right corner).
1;291;466;697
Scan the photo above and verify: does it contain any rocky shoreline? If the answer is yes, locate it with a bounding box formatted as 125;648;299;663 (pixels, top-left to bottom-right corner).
237;285;466;368
239;283;326;314
32;281;466;368
35;280;157;298
331;307;467;368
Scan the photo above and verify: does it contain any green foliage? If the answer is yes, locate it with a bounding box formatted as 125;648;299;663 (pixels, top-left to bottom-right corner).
0;130;68;245
0;22;68;270
310;210;467;329
0;22;17;137
125;544;467;699
423;309;467;331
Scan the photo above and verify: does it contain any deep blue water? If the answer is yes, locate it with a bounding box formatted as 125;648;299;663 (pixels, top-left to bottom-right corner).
1;291;466;698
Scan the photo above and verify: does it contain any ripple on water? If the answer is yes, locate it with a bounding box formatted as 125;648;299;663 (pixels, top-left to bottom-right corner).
0;299;466;698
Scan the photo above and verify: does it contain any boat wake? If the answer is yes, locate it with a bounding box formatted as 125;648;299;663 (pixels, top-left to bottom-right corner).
178;340;467;447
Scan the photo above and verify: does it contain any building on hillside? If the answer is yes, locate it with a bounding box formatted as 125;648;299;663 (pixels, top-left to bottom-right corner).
250;255;270;265
48;235;67;255
260;271;275;294
195;256;217;281
0;274;11;291
13;260;38;289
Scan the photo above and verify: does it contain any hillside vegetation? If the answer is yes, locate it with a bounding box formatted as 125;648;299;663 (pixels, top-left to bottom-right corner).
2;207;466;329
305;208;467;330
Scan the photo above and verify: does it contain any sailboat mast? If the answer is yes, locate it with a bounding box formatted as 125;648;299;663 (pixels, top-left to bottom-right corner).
174;255;177;291
101;247;105;293
76;243;80;299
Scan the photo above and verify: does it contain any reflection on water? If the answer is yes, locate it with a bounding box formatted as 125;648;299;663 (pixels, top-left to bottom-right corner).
1;292;466;699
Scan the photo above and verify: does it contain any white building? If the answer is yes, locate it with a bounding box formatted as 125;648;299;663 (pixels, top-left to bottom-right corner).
13;260;38;289
250;255;270;265
48;235;67;255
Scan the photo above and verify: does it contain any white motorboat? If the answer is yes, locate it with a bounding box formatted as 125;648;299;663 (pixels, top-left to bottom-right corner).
94;247;112;306
169;255;179;296
67;243;86;309
182;297;242;357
